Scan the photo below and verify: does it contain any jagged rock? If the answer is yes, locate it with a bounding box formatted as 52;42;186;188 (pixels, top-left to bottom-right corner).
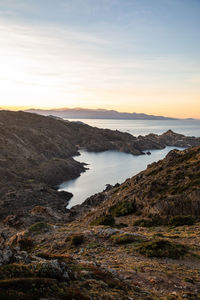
0;245;30;265
33;259;70;280
3;214;23;227
97;228;121;237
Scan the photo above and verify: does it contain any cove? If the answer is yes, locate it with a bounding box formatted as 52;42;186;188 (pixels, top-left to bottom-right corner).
59;146;184;208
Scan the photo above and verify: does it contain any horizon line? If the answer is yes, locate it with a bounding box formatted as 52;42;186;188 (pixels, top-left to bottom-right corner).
0;106;199;120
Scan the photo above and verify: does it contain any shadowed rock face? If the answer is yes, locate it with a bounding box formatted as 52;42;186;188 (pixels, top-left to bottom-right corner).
74;146;200;223
0;111;86;222
0;110;200;223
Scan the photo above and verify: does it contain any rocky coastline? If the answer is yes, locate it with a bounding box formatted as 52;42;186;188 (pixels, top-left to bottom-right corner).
71;146;200;223
0;110;200;224
1;110;200;299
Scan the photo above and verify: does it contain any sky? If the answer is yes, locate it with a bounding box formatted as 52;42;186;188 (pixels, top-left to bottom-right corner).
0;0;200;118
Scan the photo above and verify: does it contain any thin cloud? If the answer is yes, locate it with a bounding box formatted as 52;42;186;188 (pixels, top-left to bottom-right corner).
0;17;199;117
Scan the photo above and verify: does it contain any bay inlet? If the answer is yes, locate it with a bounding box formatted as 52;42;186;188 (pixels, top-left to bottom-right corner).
59;118;199;208
59;146;184;208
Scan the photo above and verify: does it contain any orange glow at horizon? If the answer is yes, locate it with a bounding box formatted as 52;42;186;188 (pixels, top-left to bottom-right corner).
0;19;200;120
1;103;200;119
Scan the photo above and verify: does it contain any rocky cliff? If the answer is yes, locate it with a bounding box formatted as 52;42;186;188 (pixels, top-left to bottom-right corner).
0;110;200;222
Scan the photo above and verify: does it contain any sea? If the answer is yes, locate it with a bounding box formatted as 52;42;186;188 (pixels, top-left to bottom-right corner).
59;119;200;208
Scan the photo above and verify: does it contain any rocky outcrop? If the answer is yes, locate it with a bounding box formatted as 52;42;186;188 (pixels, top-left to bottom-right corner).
135;129;200;150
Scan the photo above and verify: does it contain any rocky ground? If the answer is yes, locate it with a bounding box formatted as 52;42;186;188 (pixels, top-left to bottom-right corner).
0;110;200;299
1;212;200;299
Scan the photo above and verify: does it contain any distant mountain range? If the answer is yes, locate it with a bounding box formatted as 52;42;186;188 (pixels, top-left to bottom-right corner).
25;108;177;120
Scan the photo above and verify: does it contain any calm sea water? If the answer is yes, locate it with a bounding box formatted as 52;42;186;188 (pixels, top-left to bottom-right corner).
60;119;199;208
68;118;200;137
60;147;184;208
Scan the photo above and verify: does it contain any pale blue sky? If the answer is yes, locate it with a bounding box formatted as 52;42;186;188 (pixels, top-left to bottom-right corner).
0;0;200;117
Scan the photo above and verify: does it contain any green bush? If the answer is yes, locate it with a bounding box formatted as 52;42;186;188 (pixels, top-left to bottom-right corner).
27;222;52;234
109;201;136;217
137;239;186;259
91;214;115;226
111;233;143;244
168;215;194;227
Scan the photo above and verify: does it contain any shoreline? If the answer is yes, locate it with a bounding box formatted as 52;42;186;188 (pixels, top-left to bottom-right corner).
0;110;200;225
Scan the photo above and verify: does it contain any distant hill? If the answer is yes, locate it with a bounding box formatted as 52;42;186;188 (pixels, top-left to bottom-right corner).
25;108;176;120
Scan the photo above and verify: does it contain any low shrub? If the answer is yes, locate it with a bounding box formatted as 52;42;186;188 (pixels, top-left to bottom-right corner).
27;222;52;234
168;215;194;227
111;233;143;244
91;214;115;226
109;201;136;217
136;239;186;259
88;265;126;290
86;242;98;249
0;263;33;280
133;217;162;227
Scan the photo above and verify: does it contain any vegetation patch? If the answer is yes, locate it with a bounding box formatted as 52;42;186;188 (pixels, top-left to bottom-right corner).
86;242;98;249
136;239;187;259
27;222;52;234
90;214;115;226
109;201;137;217
88;265;127;290
111;233;143;245
0;277;72;300
0;263;33;280
168;215;194;227
133;217;162;227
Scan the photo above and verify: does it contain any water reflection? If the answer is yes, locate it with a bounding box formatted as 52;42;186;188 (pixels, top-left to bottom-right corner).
59;146;184;208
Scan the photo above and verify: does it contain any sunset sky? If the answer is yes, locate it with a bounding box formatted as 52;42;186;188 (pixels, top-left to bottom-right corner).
0;0;200;118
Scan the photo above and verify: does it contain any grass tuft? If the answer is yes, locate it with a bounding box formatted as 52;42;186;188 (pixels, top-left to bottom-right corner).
90;214;115;226
136;239;187;259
